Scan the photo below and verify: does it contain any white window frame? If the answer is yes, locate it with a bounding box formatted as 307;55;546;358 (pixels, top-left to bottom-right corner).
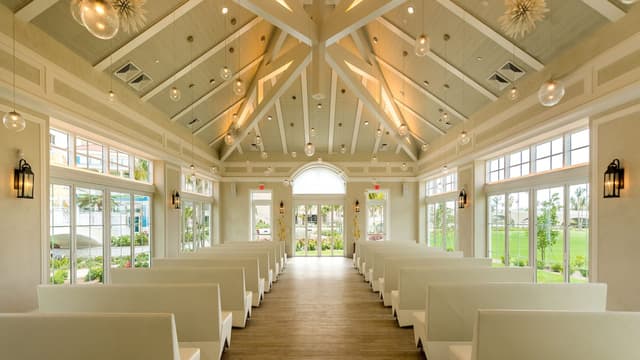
366;189;390;241
180;194;213;253
250;190;273;241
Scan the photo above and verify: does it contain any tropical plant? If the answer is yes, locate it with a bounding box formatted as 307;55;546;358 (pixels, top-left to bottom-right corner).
536;193;561;262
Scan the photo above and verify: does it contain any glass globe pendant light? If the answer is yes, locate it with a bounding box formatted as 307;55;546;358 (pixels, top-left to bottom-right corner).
81;0;120;40
538;79;565;107
107;90;117;103
459;130;471;145
509;86;519;101
70;0;86;25
224;132;235;145
169;86;181;102
220;66;232;80
398;123;408;137
304;142;315;157
3;15;25;133
233;79;245;95
414;34;429;57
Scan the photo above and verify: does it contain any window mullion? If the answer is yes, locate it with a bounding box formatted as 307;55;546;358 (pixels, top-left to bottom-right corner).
103;190;111;284
504;194;510;267
70;184;77;284
563;184;570;283
531;188;538;282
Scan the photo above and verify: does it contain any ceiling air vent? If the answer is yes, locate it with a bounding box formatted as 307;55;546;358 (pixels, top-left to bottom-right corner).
379;143;389;152
487;72;510;91
128;73;153;91
498;61;525;82
114;62;141;82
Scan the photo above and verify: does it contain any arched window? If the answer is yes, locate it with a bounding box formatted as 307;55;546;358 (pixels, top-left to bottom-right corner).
292;165;345;195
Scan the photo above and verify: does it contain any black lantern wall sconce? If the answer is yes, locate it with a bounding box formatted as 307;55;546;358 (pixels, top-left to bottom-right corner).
279;200;285;215
171;191;181;209
14;157;34;199
604;159;624;198
354;200;360;213
458;188;467;209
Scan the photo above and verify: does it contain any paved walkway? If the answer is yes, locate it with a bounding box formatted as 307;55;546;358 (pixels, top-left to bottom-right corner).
222;257;423;359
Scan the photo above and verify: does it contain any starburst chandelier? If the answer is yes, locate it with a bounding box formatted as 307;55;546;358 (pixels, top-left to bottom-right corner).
499;0;548;39
112;0;147;34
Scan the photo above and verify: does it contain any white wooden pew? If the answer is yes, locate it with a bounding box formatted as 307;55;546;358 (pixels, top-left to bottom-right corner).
414;283;607;360
369;250;463;292
382;257;492;306
154;257;264;307
356;241;421;275
37;284;231;360
111;267;252;328
0;313;199;360
448;310;640;360
219;242;285;274
393;267;534;326
194;248;274;291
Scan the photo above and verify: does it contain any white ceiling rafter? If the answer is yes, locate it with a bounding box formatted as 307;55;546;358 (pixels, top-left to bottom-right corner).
372;124;383;155
350;97;364;155
434;0;544;71
141;16;262;102
375;55;468;121
194;98;245;136
327;70;338;154
220;43;312;160
394;98;446;135
265;29;290;154
274;90;288;154
375;17;497;101
301;69;311;145
321;0;406;46
580;0;625;22
170;55;263;122
209;132;226;147
94;0;205;71
233;0;317;45
15;0;58;22
326;44;417;161
253;124;265;152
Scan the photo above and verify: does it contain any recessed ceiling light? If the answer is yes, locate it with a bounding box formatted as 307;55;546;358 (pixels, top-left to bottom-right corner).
317;103;322;109
267;115;273;121
372;36;378;44
423;80;430;86
221;6;228;14
476;56;484;61
407;5;415;14
443;83;450;89
154;59;160;64
209;78;215;85
363;120;369;126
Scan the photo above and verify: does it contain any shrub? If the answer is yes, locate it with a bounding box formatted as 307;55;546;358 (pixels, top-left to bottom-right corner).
551;263;563;273
536;260;545;270
52;269;68;285
134;253;150;268
135;232;149;246
334;238;344;250
111;235;131;247
308;239;317;251
571;255;586;269
579;269;588;277
84;267;103;282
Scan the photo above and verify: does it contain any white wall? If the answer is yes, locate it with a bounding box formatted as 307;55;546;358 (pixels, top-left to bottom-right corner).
0;110;47;312
594;111;640;310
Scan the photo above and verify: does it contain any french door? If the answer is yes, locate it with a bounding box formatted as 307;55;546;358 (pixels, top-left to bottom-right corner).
294;203;344;257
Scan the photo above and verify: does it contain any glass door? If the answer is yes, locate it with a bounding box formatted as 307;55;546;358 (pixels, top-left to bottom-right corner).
294;203;344;257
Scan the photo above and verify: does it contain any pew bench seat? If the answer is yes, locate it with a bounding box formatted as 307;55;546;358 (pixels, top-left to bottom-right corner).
180;348;202;360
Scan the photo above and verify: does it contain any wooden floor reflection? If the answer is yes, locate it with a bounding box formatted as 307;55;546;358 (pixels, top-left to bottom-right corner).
222;257;424;360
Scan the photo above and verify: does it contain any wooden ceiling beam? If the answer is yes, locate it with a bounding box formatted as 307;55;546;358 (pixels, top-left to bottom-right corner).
94;0;205;72
435;0;544;71
326;43;417;161
141;16;262;102
233;0;317;45
15;0;58;22
327;70;338;154
321;0;406;46
220;44;312;160
350;97;364;155
301;69;311;144
580;0;625;22
194;98;244;136
376;17;497;101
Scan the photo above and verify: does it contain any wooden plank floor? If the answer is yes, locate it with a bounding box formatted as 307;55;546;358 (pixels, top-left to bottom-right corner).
222;257;424;359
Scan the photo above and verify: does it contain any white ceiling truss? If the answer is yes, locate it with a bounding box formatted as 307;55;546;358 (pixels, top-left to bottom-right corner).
10;0;632;164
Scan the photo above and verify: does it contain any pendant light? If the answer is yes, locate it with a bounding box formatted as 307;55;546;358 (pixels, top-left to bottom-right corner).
187;35;197;179
458;22;470;146
219;0;233;81
414;4;429;57
440;34;450;125
508;45;519;101
398;50;409;137
538;5;565;107
107;40;117;103
304;142;315;157
3;14;26;133
168;13;181;102
232;39;245;95
81;0;120;40
224;132;235;145
421;143;429;152
70;0;85;25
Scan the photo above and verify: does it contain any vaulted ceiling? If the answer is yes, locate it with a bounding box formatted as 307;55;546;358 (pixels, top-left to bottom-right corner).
5;0;636;163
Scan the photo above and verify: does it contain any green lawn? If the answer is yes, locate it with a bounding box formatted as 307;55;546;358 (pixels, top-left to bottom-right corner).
490;228;589;283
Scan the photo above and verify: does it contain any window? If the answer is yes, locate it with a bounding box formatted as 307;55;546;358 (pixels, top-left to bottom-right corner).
487;157;505;182
292;166;345;195
427;201;456;251
50;128;152;183
569;129;589;165
366;190;388;241
487;194;506;266
50;129;70;166
109;149;130;178
485;128;589;183
535;137;563;172
49;183;152;285
181;200;211;252
536;187;565;283
182;173;213;196
426;173;457;196
508;149;530;179
75;137;103;173
251;191;272;241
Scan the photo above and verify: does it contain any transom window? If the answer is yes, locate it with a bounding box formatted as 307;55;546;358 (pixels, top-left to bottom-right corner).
75;137;103;173
292;166;345;195
182;173;213;196
426;173;457;196
486;128;589;183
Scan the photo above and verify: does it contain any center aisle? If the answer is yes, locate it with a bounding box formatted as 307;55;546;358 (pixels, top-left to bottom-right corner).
222;257;423;359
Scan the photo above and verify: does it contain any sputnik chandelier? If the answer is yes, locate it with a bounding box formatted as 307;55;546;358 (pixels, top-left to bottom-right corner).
499;0;548;39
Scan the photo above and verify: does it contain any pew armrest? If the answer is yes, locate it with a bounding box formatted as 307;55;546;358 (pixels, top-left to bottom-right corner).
179;348;201;360
448;344;471;360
